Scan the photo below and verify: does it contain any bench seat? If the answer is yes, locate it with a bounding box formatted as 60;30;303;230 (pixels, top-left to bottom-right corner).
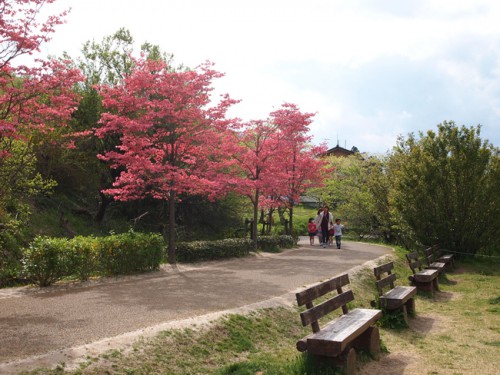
379;285;417;310
303;308;382;357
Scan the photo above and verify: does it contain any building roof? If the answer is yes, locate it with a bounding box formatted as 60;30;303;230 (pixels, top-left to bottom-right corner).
324;144;359;157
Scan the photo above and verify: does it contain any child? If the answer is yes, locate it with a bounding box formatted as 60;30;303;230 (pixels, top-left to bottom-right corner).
333;218;344;249
308;218;317;245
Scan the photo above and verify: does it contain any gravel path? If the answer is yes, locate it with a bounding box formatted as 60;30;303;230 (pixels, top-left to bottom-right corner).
0;239;393;373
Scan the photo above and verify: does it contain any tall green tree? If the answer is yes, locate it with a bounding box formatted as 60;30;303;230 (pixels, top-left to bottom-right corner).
389;121;499;256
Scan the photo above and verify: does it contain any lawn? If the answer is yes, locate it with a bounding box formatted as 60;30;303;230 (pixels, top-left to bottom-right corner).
23;252;499;375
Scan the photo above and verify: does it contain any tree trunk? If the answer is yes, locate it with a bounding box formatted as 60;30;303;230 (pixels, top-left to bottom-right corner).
167;192;177;264
289;204;294;236
252;189;259;250
94;191;112;223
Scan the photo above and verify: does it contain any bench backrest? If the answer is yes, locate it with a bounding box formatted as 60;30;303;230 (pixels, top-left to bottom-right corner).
431;244;442;257
406;251;423;274
423;247;435;266
373;261;397;296
295;273;353;333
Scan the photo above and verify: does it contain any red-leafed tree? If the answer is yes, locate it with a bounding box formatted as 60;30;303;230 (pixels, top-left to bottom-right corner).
97;58;238;264
1;0;80;152
232;119;281;247
270;103;328;235
0;0;82;201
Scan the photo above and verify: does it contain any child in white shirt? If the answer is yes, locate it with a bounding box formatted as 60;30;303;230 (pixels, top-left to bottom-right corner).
333;218;344;249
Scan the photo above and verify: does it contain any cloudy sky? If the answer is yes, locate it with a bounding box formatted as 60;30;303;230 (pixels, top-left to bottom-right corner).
37;0;500;154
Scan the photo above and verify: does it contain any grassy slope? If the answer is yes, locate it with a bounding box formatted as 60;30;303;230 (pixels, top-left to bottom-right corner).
23;249;499;375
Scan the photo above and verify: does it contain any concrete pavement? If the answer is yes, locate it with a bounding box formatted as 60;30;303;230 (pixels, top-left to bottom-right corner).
0;238;393;373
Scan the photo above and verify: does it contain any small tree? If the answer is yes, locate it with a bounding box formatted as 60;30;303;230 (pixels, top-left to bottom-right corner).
270;103;328;235
97;58;237;264
232;119;280;247
389;121;499;255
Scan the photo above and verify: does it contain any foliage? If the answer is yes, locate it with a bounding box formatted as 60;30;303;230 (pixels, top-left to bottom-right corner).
308;154;395;241
176;238;254;262
257;235;296;252
21;231;164;286
96;231;164;275
97;57;238;264
389;122;499;255
22;235;72;287
378;308;409;330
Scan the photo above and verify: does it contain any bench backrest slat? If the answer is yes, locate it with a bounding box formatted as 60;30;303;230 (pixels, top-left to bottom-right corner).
406;251;423;274
373;262;394;279
296;273;350;306
376;272;397;296
423;247;434;266
432;244;442;257
300;290;354;327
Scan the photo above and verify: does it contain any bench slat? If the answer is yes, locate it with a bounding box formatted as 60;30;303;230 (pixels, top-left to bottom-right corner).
413;268;438;282
306;308;382;356
376;273;397;295
379;286;417;310
373;262;394;278
300;290;354;327
296;273;350;306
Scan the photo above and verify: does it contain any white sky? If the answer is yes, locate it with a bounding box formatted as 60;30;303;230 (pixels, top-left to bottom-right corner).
37;0;500;153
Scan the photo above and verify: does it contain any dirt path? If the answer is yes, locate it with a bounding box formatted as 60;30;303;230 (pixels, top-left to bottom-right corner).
0;240;392;373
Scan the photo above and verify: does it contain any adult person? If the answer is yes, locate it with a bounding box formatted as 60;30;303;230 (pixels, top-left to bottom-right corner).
315;208;323;244
315;206;334;248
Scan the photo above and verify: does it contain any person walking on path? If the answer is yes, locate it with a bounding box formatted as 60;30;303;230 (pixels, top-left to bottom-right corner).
307;218;317;245
333;218;345;249
315;208;323;245
316;206;334;248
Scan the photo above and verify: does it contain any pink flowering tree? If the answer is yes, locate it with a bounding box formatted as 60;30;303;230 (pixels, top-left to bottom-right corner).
0;0;83;205
0;0;81;153
270;103;328;235
232;119;282;246
97;58;238;264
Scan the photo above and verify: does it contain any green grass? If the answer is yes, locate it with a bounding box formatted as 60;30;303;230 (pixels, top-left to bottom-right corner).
21;248;500;375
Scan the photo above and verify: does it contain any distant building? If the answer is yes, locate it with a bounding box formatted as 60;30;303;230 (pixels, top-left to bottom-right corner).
324;144;359;157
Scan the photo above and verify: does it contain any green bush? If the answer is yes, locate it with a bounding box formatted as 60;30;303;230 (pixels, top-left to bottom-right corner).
21;231;164;286
176;238;254;262
22;236;72;287
68;235;99;281
96;231;164;275
258;235;296;252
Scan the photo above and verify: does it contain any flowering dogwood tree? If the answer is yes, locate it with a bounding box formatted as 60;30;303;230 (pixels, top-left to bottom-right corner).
232;119;280;246
1;0;82;152
0;0;82;206
270;103;328;234
97;58;238;263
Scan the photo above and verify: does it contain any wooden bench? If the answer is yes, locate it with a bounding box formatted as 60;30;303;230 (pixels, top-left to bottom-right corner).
296;273;382;375
406;251;439;296
431;244;455;271
423;247;446;274
372;261;417;324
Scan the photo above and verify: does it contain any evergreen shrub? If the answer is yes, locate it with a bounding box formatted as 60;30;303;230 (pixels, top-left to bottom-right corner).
176;238;254;262
22;236;72;287
22;231;164;286
258;235;296;252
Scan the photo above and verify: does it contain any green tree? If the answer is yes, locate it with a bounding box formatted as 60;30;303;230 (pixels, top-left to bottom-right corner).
308;154;394;240
389;121;499;256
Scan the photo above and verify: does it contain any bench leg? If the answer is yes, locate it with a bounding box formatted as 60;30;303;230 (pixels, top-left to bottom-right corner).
401;304;409;326
405;298;416;317
314;348;357;375
343;348;357;375
433;277;439;292
352;326;380;360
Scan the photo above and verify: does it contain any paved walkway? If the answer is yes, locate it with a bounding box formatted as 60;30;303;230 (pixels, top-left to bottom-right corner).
0;239;393;373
